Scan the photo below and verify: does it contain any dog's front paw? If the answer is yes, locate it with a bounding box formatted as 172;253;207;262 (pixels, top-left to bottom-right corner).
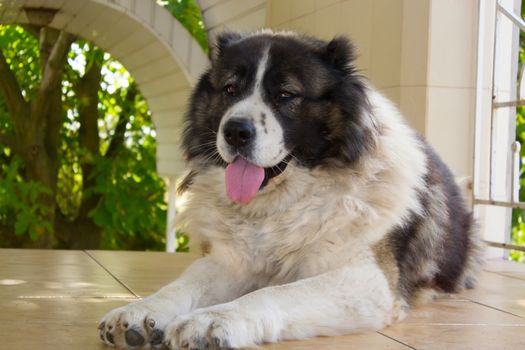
98;298;174;348
164;306;259;350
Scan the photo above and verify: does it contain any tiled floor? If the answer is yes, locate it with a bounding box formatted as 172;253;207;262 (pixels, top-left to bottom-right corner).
0;248;524;349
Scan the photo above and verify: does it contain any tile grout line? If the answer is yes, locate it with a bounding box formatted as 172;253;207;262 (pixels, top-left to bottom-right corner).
377;331;418;350
484;269;525;282
83;250;140;299
468;300;525;320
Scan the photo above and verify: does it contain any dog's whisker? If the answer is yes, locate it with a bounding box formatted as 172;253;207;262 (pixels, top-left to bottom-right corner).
287;153;300;163
200;150;222;164
190;142;219;153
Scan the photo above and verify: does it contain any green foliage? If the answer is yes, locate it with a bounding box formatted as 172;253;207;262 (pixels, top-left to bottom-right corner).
510;4;525;262
0;26;37;142
0;28;169;250
0;156;53;242
0;25;51;244
90;146;167;250
0;25;41;97
176;230;190;252
0;0;207;251
158;0;208;53
0;94;12;142
512;108;525;262
511;219;525;262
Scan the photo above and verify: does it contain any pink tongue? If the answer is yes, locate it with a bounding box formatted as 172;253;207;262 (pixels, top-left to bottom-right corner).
225;158;265;204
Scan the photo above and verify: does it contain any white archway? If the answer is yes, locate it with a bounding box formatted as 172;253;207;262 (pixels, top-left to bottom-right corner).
0;0;209;177
0;0;210;251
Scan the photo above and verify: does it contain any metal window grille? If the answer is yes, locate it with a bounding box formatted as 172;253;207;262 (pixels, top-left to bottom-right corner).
473;0;525;252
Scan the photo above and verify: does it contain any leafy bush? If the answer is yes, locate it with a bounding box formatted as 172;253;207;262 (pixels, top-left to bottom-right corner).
512;107;525;262
158;0;208;53
0;0;205;251
0;155;53;243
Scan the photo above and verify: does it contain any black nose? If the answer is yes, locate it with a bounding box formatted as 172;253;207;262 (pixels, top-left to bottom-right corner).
223;119;256;148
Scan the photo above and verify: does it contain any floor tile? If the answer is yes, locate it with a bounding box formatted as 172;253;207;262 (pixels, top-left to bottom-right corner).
0;298;134;350
86;250;201;296
484;259;525;281
0;249;130;298
263;332;410;349
1;249;524;350
383;324;525;350
383;298;525;350
457;271;525;319
401;299;525;325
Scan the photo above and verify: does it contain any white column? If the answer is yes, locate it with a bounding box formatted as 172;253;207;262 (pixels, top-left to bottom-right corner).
166;177;178;253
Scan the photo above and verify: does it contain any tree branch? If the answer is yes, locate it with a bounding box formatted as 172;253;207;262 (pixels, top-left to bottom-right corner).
105;83;138;158
0;48;28;119
32;30;75;126
21;24;41;39
76;47;103;157
39;27;59;73
73;47;103;228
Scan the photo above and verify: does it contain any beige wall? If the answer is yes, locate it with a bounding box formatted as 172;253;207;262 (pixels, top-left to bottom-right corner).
198;0;267;43
266;0;479;180
268;0;404;103
425;0;478;180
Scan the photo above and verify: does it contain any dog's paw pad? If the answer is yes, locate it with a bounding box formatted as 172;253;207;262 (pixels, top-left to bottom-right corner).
149;328;164;346
212;335;231;349
189;335;210;350
125;328;145;347
106;331;115;345
98;300;177;348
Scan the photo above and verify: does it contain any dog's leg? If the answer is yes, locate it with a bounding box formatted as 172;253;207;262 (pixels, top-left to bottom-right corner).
98;257;253;348
164;260;396;349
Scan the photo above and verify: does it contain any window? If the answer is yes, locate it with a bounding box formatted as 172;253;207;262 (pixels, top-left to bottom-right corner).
473;0;525;260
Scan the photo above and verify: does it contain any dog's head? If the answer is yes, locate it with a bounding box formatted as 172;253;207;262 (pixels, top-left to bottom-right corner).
182;31;373;203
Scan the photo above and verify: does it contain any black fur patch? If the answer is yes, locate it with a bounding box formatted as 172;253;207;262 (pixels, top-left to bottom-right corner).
262;35;373;168
181;33;374;171
177;170;197;195
426;144;472;292
182;72;226;167
388;141;474;301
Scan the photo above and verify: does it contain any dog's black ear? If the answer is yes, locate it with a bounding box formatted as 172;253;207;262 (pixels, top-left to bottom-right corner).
323;37;357;73
211;32;244;62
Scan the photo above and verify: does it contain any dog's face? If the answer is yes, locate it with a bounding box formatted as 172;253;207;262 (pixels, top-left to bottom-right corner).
183;32;373;203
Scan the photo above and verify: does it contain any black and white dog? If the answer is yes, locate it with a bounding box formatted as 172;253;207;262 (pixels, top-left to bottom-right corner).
99;31;481;349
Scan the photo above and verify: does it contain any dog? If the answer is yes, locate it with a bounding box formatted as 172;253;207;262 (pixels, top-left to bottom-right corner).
98;31;482;349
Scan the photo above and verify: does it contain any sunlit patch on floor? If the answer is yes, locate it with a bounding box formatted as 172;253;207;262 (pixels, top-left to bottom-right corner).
0;279;27;286
17;295;137;301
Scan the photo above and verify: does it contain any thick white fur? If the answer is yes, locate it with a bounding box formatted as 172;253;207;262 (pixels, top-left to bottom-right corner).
99;88;427;349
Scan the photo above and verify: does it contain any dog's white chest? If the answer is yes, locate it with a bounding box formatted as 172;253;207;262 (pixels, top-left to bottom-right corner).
181;169;381;283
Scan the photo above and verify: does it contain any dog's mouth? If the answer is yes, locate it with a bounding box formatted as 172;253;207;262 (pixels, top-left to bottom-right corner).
225;155;291;204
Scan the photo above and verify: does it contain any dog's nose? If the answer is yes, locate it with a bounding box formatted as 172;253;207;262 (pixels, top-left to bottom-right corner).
223;119;256;148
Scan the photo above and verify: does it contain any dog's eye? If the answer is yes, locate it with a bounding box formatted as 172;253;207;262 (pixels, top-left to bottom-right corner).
278;90;295;100
224;84;237;96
